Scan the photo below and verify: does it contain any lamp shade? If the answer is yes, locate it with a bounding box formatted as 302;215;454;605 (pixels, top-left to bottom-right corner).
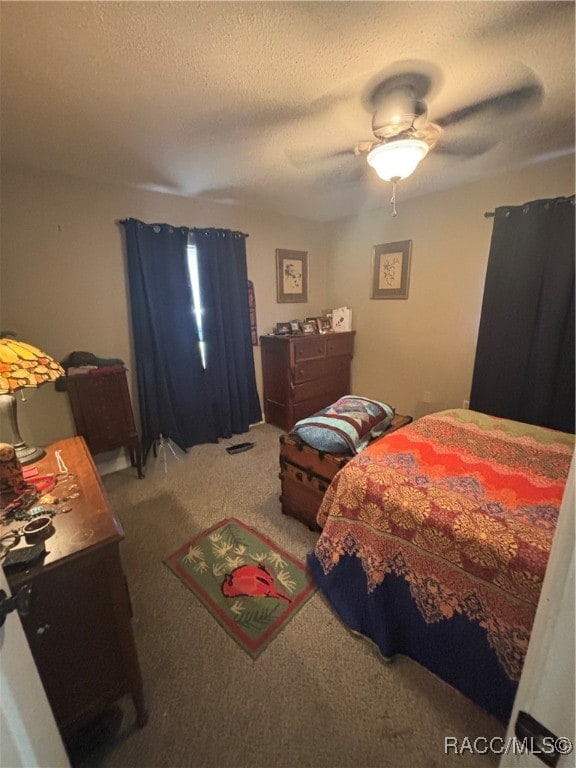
367;138;429;181
0;338;64;394
0;338;64;465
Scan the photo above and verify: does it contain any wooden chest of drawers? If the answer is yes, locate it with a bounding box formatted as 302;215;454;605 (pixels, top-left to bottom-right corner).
278;413;413;530
260;332;355;432
66;368;143;477
4;437;147;736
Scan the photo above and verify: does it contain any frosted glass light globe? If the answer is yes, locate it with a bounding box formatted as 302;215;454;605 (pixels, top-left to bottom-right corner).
367;139;429;181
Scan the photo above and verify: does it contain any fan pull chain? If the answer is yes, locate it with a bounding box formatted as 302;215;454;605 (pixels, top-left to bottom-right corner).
390;179;398;217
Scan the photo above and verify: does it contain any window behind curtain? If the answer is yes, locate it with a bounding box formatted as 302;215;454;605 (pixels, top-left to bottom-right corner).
186;240;207;369
123;218;261;452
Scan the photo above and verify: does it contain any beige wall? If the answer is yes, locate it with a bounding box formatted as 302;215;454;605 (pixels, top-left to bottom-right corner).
1;155;573;455
0;168;330;449
325;155;574;420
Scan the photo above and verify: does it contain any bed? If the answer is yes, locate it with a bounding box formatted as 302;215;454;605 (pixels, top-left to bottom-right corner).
306;408;574;722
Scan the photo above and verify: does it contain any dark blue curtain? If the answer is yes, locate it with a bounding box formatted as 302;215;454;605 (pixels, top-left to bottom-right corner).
193;228;262;434
121;219;261;459
470;196;575;433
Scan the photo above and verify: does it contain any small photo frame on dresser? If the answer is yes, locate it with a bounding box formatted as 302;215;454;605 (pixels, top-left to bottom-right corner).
316;316;332;333
275;322;292;336
302;321;317;335
290;320;302;334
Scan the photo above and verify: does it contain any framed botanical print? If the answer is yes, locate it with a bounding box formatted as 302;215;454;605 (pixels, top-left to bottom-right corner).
276;249;308;303
370;240;412;299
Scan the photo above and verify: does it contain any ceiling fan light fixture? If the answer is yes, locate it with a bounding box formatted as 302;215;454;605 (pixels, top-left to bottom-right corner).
367;138;429;181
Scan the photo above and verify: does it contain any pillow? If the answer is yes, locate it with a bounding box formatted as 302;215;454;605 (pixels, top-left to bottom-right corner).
292;395;395;454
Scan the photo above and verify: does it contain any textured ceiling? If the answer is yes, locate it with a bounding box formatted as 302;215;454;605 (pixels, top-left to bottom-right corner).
1;1;574;221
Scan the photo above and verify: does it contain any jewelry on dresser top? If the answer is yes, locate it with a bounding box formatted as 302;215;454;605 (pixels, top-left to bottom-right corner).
55;450;68;474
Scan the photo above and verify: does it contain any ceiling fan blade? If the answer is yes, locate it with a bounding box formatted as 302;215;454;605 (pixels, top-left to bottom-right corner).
310;163;367;187
435;83;543;128
434;136;499;157
286;145;361;169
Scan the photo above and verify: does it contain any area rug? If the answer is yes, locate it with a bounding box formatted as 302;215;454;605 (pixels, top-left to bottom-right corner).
165;517;317;658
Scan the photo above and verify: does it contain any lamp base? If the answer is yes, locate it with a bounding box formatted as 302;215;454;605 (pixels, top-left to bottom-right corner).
0;393;45;466
14;443;46;466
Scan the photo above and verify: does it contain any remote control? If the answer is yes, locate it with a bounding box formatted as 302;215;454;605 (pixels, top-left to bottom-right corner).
226;442;255;454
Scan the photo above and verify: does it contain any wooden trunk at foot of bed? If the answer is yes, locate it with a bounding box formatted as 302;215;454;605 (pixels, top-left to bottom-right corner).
278;414;413;531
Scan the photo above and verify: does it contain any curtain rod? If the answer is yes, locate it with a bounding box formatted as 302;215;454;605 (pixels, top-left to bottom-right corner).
116;218;249;236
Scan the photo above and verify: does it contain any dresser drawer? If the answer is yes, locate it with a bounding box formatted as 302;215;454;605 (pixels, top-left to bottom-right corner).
293;356;346;384
327;333;355;358
20;549;129;730
293;390;349;422
293;337;326;362
292;370;350;403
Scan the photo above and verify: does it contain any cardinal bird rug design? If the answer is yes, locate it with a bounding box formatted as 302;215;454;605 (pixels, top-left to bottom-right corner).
165;518;316;658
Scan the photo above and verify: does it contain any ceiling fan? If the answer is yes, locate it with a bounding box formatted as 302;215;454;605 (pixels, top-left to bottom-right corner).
355;73;443;215
293;66;543;215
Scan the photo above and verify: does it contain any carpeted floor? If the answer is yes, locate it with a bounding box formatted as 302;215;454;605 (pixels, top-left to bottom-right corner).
70;422;504;768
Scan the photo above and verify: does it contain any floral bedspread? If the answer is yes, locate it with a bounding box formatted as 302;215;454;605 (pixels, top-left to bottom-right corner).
314;409;574;681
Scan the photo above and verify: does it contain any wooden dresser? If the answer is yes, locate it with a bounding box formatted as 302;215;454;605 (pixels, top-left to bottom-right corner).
66;367;143;478
260;332;355;432
3;437;147;736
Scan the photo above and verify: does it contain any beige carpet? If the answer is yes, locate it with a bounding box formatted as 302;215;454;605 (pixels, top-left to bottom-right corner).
71;422;504;768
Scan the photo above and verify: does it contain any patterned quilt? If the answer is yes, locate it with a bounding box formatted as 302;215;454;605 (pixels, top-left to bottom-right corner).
313;409;574;684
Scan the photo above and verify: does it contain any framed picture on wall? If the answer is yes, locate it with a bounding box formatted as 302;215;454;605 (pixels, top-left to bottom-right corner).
276;249;308;303
370;240;412;299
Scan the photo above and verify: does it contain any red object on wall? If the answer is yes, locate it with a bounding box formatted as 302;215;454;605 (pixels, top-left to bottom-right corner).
248;280;258;346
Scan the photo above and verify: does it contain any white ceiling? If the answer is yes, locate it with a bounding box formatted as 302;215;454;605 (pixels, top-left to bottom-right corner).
1;1;574;222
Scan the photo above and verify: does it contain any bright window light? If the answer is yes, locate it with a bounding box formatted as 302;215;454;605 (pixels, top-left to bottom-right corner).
186;242;207;369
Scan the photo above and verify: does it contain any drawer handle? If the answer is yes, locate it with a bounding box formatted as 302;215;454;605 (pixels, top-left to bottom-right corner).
295;471;303;481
